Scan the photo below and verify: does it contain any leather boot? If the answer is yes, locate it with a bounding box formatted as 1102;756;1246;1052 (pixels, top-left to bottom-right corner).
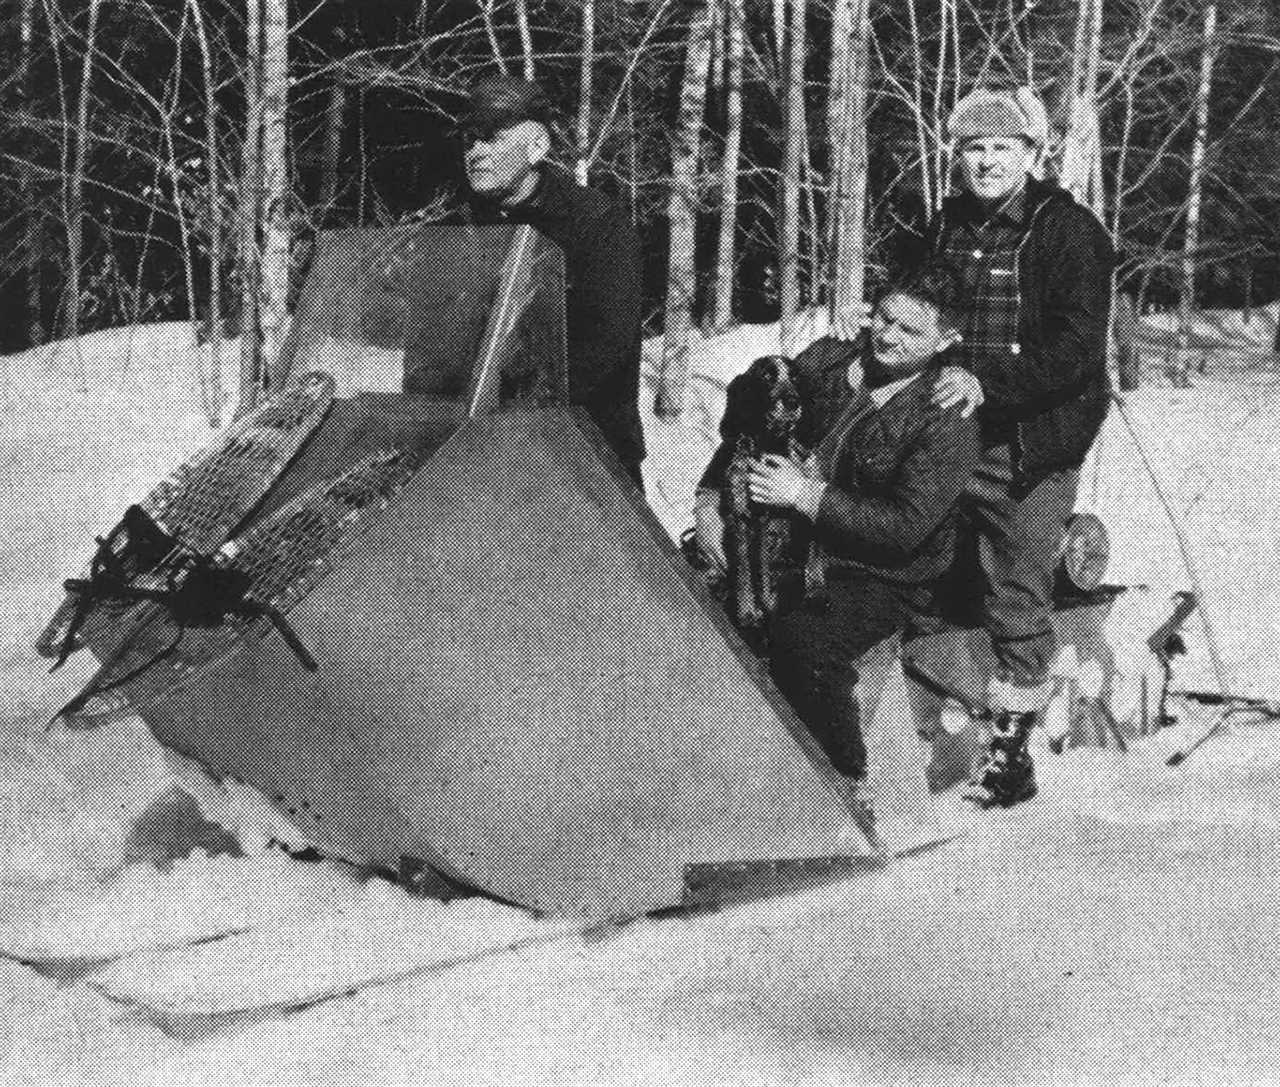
962;709;1039;809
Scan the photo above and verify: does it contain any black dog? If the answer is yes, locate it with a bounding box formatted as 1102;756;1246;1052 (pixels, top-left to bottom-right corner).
720;355;818;634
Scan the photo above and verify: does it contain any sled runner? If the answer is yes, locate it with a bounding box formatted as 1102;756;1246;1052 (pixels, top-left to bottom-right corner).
92;905;583;1025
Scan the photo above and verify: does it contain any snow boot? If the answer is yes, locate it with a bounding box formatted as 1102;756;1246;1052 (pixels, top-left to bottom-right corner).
962;710;1039;809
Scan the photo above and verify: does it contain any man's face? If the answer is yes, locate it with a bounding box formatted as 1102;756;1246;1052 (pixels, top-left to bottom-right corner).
463;120;544;200
870;293;956;375
956;136;1035;203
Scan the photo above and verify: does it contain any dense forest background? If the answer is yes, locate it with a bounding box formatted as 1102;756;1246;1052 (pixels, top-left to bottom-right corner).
2;0;1279;413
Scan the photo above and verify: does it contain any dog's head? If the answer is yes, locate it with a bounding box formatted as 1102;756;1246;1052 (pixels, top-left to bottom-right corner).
721;355;803;452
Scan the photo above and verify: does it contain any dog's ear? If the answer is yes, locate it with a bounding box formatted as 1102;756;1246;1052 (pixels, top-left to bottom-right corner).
720;368;765;439
757;355;787;389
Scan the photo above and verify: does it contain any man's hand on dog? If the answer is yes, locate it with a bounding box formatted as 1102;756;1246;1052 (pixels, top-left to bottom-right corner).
748;455;826;519
931;366;984;417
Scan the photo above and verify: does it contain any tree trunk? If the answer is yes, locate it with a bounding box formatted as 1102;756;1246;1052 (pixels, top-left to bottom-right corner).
778;0;806;355
160;12;206;416
1115;291;1141;391
18;0;41;346
827;0;870;341
317;80;345;218
190;0;223;424
655;0;716;418
515;0;535;79
481;0;510;75
773;0;786;70
1061;0;1105;213
711;0;744;332
904;0;932;215
1175;1;1217;389
66;0;102;354
239;0;263;413
932;0;955;210
260;0;290;388
627;79;638;224
575;0;594;186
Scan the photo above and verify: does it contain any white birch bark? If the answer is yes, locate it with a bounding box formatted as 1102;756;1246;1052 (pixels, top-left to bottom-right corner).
1175;2;1218;388
655;0;716;418
318;81;345;217
481;0;510;74
904;0;932;215
260;0;290;385
827;0;870;341
239;0;263;413
1060;0;1105;213
190;0;223;424
66;0;101;349
712;0;744;331
515;0;535;79
778;0;806;355
19;0;41;346
576;0;594;186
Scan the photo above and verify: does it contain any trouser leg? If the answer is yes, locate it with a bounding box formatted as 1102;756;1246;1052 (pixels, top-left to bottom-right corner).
964;446;1079;699
767;577;917;779
961;447;1078;808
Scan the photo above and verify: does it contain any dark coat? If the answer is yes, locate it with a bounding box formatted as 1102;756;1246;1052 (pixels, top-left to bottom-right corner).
914;178;1114;485
701;336;981;584
465;166;645;476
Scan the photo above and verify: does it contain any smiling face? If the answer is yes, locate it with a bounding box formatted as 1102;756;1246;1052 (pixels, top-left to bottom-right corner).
956;135;1036;204
870;293;958;376
463;120;549;204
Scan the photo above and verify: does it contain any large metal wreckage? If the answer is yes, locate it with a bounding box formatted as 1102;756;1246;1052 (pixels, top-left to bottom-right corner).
11;224;1218;1018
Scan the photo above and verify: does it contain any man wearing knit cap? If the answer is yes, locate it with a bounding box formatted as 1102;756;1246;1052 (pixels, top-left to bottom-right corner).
917;85;1113;808
457;74;645;486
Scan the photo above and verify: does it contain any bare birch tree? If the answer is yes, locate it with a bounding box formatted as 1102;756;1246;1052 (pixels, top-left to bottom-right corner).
239;0;263;412
18;0;41;346
576;0;594;186
827;0;870;340
65;0;101;351
1174;1;1219;388
656;0;715;418
190;0;223;424
1060;0;1105;213
515;0;535;79
711;0;743;331
317;81;345;218
260;0;290;383
778;0;806;355
480;0;510;74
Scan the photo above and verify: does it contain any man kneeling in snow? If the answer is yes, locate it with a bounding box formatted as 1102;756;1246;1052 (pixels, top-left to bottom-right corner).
694;264;981;815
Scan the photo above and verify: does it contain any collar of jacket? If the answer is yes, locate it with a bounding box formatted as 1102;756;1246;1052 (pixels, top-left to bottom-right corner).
952;186;1029;229
940;176;1067;234
860;338;962;389
867;372;922;408
466;164;564;220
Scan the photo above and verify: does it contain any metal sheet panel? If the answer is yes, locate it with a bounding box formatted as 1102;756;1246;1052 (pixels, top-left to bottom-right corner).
143;409;872;916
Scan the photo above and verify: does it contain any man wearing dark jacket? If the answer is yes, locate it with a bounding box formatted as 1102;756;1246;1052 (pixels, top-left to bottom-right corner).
914;87;1113;808
458;75;645;486
695;266;981;810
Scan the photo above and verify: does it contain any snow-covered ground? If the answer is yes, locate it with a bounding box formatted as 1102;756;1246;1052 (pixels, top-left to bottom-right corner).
1;321;1279;1085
